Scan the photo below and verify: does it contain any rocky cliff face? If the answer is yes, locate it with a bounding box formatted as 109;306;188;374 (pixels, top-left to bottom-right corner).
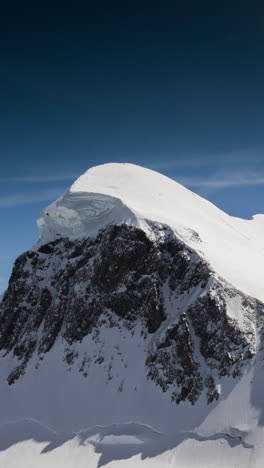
0;222;261;403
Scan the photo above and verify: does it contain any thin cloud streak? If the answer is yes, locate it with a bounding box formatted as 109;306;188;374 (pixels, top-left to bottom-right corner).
178;174;264;189
0;174;79;183
0;189;63;208
145;150;264;171
1;149;262;182
0;149;262;182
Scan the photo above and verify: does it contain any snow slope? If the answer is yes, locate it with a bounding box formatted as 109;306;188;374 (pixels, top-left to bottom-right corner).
0;418;257;468
38;163;264;302
1;163;264;467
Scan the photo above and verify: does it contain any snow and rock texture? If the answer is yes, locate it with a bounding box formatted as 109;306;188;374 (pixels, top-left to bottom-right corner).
1;163;264;467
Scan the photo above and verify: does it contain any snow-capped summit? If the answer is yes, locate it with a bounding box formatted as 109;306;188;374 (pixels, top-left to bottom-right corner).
38;163;264;301
37;162;237;243
1;163;264;467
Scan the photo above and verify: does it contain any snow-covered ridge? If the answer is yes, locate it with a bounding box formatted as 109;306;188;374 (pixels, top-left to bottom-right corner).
37;163;264;302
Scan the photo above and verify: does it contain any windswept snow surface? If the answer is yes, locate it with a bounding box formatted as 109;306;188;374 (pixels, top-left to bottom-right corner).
38;163;264;302
0;419;257;468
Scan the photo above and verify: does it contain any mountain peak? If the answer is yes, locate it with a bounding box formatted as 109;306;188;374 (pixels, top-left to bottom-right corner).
1;163;264;466
37;163;264;301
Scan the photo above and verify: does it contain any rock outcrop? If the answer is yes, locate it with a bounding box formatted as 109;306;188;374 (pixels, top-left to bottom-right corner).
0;222;260;402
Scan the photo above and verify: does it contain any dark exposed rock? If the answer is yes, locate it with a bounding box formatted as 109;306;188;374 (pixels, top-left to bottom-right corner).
205;375;220;404
187;288;256;377
147;313;203;405
0;222;261;404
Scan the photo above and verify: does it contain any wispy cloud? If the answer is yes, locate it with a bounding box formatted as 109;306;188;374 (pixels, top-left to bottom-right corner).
178;172;264;189
0;188;63;208
145;149;264;171
0;174;79;183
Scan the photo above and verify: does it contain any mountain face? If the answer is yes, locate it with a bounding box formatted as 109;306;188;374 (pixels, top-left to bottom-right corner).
1;163;264;467
0;223;259;403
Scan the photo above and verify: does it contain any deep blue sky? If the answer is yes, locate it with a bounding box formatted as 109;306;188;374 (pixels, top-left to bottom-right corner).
1;2;264;292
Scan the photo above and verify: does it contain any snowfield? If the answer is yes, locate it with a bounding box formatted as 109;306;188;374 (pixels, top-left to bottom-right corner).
1;163;264;467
